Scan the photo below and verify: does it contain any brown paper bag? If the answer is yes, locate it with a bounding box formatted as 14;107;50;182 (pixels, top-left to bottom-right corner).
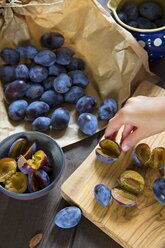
0;0;159;147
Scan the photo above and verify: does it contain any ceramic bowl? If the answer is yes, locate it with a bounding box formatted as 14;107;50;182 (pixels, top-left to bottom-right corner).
107;0;165;61
0;131;65;200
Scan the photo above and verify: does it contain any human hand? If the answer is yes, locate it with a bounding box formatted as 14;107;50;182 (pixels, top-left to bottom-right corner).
105;96;165;152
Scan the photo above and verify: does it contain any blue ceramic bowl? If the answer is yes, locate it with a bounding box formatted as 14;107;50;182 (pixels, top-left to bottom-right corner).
0;131;65;200
107;0;165;62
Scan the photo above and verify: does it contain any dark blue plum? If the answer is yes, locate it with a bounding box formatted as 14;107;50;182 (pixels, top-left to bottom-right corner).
1;48;20;65
40;32;64;49
56;47;74;65
139;2;162;21
155;17;165;28
48;63;66;76
54;73;72;94
67;57;86;71
117;11;128;23
5;80;28;102
137;17;153;29
51;107;70;130
29;65;48;83
68;70;89;88
78;113;98;136
26;101;50;121
8;100;28;121
28;169;50;192
34;50;56;67
76;96;98;113
25;83;44;99
17;44;38;59
15;64;29;80
98;98;117;121
43;76;56;90
152;178;165;205
54;206;81;229
122;2;138;21
40;90;63;107
127;21;138;28
64;86;85;104
32;117;51;132
94;184;111;206
0;65;15;82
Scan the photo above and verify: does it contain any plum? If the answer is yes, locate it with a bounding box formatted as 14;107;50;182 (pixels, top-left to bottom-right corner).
5;172;28;193
25;83;44;99
51;107;70;130
15;64;29;80
29;65;48;83
32;117;51;132
23;142;37;160
17;43;38;59
54;207;82;229
117;11;128;23
34;50;56;67
56;47;74;65
1;48;20;65
8;137;28;158
137;17;153;29
139;2;162;21
64;86;85;104
68;70;89;88
67;57;86;71
8;100;28;121
112;187;137;207
0;65;15;82
76;96;98;113
78;113;98;136
54;73;72;94
155;17;165;28
48;63;66;76
122;2;138;21
26;101;50;121
133;143;151;166
94;184;111;206
0;158;17;182
5;80;28;102
28;169;50;192
127;21;138;28
40;90;63;107
43;76;56;90
152;178;165;205
98;98;117;121
40;32;64;49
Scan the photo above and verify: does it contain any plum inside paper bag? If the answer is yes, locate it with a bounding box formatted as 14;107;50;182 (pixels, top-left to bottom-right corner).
0;0;158;147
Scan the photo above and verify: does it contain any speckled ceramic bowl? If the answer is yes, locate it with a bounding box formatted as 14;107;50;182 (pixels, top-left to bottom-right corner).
107;0;165;61
0;131;65;200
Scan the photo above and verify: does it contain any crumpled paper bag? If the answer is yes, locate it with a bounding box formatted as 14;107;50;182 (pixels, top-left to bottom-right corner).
0;0;159;147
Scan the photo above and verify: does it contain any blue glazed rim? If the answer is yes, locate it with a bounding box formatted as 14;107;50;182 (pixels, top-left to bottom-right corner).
0;131;65;200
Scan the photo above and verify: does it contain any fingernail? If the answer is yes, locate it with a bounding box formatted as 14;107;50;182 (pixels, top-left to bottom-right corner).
122;145;130;152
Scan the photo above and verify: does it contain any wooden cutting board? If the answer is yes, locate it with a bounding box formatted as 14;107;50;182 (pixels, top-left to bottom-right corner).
61;80;165;248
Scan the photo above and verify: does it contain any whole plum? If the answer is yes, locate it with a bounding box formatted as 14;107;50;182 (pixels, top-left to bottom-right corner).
17;44;38;59
8;100;28;121
67;57;86;71
68;70;89;88
152;178;165;205
117;11;128;23
56;47;74;65
32;117;51;132
43;76;56;90
76;96;98;113
139;2;162;21
15;64;29;81
54;73;72;94
64;86;85;104
25;83;44;99
155;17;165;28
78;113;98;136
34;50;56;67
26;101;50;121
5;80;28;102
137;17;153;29
1;48;20;65
40;32;64;49
40;90;63;107
48;63;66;76
98;98;117;121
94;184;111;206
51;107;70;130
122;2;138;21
29;65;48;83
0;65;15;82
127;21;138;28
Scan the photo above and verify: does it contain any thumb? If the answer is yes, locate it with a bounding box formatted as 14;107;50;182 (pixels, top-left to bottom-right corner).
121;129;144;152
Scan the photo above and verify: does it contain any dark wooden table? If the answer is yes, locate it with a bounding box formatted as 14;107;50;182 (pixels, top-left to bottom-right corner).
0;1;165;247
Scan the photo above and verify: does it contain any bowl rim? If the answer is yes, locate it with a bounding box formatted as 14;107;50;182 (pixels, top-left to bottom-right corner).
0;131;65;200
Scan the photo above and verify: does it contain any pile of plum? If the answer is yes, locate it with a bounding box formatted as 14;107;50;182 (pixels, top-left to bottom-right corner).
0;32;117;136
117;1;165;29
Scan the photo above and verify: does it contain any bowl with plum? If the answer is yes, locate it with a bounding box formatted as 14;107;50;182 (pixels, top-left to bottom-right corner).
107;0;165;61
0;131;65;200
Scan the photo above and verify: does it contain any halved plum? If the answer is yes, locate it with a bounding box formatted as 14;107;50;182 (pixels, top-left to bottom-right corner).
4;172;28;193
0;158;17;182
28;169;50;192
8;137;28;159
23;142;37;160
111;187;137;207
145;147;165;169
133;143;151;166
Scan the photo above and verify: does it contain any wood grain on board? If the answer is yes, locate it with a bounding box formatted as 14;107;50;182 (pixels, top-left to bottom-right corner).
61;80;165;248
